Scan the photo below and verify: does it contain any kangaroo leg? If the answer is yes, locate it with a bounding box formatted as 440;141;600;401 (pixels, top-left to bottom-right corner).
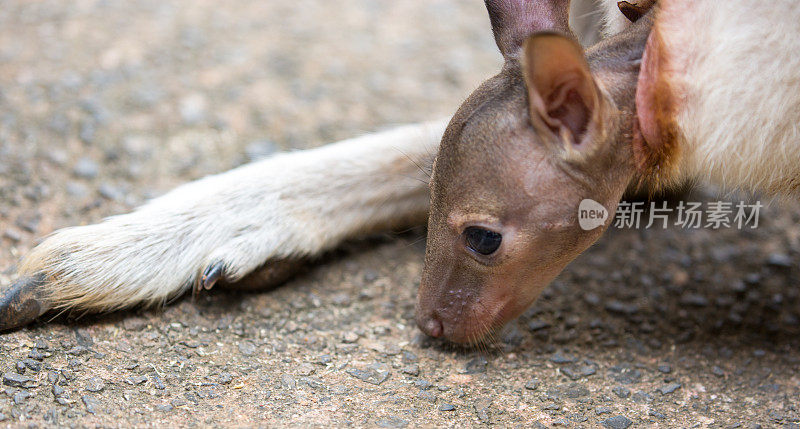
0;119;447;331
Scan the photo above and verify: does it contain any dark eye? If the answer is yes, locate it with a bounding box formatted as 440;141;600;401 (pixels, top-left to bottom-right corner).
464;227;502;256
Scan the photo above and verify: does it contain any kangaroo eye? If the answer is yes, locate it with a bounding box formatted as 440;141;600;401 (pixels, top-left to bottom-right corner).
464;227;502;256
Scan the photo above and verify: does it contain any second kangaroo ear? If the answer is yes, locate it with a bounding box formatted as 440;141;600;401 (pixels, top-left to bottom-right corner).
522;32;602;153
485;0;572;58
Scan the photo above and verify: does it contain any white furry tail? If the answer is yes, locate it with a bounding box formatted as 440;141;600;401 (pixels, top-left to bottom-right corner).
0;120;446;329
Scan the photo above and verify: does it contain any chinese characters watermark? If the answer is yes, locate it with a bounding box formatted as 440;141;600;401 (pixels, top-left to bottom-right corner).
578;199;762;231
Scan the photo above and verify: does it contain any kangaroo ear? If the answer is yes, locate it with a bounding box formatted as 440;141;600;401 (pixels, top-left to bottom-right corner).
522;32;602;151
485;0;572;58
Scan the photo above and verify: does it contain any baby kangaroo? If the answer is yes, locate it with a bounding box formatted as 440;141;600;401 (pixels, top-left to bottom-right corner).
415;0;800;342
2;0;799;346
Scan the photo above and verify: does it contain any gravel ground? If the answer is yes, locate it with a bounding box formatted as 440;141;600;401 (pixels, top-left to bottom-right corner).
1;1;799;427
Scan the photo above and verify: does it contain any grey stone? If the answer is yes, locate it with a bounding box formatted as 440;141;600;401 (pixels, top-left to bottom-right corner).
346;364;390;385
238;341;257;356
73;157;99;179
464;357;488;374
3;372;36;389
217;373;233;385
658;383;682;395
766;253;793;268
376;417;408;428
85;377;105;392
126;375;148;385
550;352;576;364
82;395;101;414
245;140;279;162
528;319;550;331
401;364;420;376
612;386;631;398
602;415;633;429
281;374;296;390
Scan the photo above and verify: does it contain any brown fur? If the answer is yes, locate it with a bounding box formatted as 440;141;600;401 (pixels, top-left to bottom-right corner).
416;4;656;343
632;9;684;192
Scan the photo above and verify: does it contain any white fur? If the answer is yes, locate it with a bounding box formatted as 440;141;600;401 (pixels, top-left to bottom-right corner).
598;0;632;36
21;120;447;311
663;0;800;196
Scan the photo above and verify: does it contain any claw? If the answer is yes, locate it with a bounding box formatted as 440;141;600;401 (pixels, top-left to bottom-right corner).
201;262;225;291
0;274;49;332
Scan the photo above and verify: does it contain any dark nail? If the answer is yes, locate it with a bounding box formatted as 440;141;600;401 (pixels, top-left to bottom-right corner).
202;262;224;290
0;274;49;332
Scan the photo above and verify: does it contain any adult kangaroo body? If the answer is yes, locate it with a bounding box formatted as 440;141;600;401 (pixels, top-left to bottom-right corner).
2;0;799;345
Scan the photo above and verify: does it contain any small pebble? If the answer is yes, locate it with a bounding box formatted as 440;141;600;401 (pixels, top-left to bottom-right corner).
464;357;488;374
527;319;550;331
73;157;99;179
238;341;257;356
680;294;709;307
612;386;631;399
766;253;792;268
126;375;148;385
414;380;433;390
402;351;418;363
3;372;36;389
439;403;455;411
281;374;296;390
245;140;278;162
602;415;633;429
417;390;436;403
85;377;105;392
297;363;315;376
98;183;124;200
82;395;101;414
659;383;682;395
179;93;208;124
342;332;359;343
376;417;408;429
402;364;420;377
605;300;639;315
13;390;32;405
123;317;147;331
550;352;576;364
2;228;22;243
218;373;234;385
346;364;390;386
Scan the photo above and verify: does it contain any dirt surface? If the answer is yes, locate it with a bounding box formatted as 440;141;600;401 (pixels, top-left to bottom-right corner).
0;1;799;427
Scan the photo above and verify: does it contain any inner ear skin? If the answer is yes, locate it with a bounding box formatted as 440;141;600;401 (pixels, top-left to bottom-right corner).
545;78;592;143
522;33;600;148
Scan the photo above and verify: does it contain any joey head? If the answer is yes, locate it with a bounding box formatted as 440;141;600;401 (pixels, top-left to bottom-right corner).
415;0;654;343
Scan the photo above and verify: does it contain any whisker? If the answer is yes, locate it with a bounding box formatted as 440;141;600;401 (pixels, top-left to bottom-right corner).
404;236;428;248
393;147;432;180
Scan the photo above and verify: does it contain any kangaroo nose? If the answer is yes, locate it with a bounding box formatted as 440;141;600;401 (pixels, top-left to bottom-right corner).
417;315;444;338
